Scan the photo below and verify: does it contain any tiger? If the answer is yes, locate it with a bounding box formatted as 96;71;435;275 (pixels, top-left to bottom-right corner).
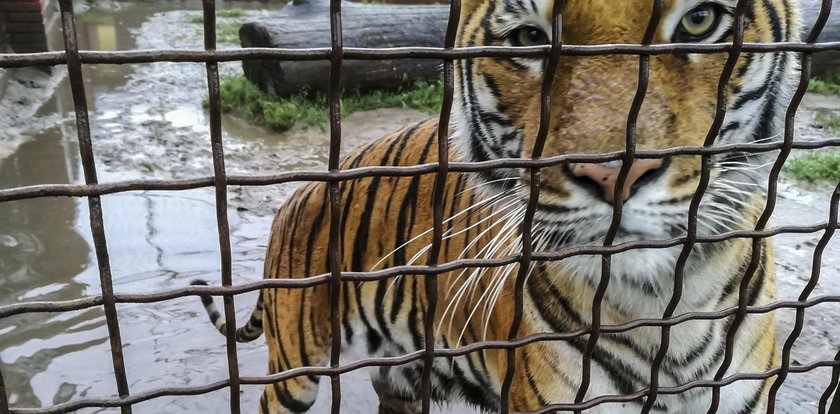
193;0;801;412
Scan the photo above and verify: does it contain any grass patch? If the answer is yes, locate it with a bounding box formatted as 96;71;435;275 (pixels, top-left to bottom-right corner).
815;112;840;135
187;18;242;43
216;23;241;44
217;8;247;18
786;151;840;182
188;8;247;23
212;76;443;131
186;8;244;44
807;72;840;96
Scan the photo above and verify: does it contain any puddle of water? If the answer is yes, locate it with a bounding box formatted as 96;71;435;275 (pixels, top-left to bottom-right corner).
0;1;281;411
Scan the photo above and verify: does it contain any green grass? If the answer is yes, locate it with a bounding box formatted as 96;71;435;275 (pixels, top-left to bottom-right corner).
212;76;443;131
188;8;247;23
807;72;840;96
815;112;840;135
187;8;244;44
786;151;840;182
216;23;241;44
787;111;840;181
217;8;247;18
187;17;242;43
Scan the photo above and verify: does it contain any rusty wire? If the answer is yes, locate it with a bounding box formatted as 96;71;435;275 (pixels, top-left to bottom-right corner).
199;0;243;412
498;0;565;412
1;0;840;413
326;0;345;411
572;2;664;412
418;0;461;412
641;0;747;410
56;1;132;413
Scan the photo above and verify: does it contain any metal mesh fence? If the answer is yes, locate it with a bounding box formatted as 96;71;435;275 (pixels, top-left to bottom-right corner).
0;0;839;413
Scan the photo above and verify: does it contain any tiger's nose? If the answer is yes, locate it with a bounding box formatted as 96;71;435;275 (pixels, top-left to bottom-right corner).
568;159;665;204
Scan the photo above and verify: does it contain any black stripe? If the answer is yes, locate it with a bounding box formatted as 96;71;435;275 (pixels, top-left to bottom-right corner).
342;280;353;344
391;130;438;350
297;292;318;384
716;243;754;301
299;186;328;384
373;279;393;341
383;124;421;220
259;393;270;414
356;137;406;342
272;382;314;413
747;247;769;306
528;266;645;395
303;188;328;278
443;173;465;261
450;349;500;408
664;323;715;373
407;278;423;349
734;380;764;414
354;134;409;271
338;144;376;345
522;348;549;406
287;186;314;279
735;52;756;83
390;277;406;324
764;0;784;43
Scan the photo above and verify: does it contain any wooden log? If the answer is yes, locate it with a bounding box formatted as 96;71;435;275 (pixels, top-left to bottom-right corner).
240;0;448;96
240;0;840;97
801;0;840;76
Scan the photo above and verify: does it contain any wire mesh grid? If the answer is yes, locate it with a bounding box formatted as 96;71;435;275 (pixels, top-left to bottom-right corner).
0;0;840;413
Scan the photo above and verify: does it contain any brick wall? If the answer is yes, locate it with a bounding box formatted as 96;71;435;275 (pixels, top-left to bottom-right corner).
0;0;48;53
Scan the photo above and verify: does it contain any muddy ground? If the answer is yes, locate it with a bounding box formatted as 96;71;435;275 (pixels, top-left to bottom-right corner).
0;4;838;414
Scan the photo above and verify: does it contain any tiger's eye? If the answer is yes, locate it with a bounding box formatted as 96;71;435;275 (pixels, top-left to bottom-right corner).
512;26;549;46
680;4;718;38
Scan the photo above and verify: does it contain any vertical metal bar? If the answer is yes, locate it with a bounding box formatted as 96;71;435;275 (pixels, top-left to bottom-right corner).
498;1;565;413
764;7;836;413
327;0;344;411
200;1;241;413
830;384;840;414
56;1;132;412
0;367;8;413
640;0;748;411
572;2;661;411
705;20;822;414
419;0;461;411
819;349;840;414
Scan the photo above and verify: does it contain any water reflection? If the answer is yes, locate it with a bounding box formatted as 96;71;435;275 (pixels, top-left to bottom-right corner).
0;1;275;410
0;125;94;407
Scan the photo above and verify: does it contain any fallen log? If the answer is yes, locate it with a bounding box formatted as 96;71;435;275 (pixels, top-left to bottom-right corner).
240;0;840;97
240;0;448;96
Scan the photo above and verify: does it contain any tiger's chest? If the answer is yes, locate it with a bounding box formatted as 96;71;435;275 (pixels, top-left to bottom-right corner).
344;311;763;414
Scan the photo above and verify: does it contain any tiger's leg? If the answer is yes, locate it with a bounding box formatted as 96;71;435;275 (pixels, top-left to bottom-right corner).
371;368;422;414
259;285;332;414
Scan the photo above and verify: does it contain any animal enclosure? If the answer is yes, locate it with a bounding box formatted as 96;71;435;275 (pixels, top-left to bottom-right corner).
1;0;840;413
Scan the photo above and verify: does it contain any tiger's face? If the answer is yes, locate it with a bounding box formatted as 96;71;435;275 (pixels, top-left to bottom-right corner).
453;0;799;286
